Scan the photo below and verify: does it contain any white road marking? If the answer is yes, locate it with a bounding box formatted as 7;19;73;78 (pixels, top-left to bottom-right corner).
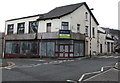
63;60;67;62
78;71;101;81
6;66;17;69
78;65;113;81
114;56;119;58
58;61;63;63
84;68;112;81
19;65;33;68
35;60;45;62
98;56;119;59
43;63;48;65
53;61;58;63
49;62;53;64
32;64;41;67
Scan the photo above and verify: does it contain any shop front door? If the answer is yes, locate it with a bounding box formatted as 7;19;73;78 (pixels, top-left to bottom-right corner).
59;45;69;57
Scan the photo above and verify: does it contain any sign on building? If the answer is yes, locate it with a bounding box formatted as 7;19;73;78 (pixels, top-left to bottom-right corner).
59;30;71;38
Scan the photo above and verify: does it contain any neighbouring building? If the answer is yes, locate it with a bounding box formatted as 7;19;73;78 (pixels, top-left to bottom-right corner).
97;27;115;54
97;27;106;53
0;32;4;58
4;2;99;58
102;27;120;53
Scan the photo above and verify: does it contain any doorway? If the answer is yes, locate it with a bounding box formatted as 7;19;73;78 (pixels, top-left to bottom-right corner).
100;44;102;53
58;44;73;58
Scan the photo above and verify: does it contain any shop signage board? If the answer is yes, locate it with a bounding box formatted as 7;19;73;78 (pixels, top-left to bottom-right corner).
59;30;71;38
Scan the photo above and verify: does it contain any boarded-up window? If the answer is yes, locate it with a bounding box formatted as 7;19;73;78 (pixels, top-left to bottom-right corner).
29;21;38;33
7;24;14;35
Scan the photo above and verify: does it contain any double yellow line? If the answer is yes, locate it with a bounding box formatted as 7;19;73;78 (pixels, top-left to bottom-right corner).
0;62;16;69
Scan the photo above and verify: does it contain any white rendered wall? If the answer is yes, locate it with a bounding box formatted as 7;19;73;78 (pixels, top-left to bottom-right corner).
98;32;106;53
68;5;98;55
5;16;39;35
106;39;114;53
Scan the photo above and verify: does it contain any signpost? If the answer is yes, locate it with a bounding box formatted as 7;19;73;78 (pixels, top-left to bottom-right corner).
89;37;92;40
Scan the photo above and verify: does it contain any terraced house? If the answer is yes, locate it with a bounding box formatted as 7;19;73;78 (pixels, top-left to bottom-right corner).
4;2;100;58
97;27;115;54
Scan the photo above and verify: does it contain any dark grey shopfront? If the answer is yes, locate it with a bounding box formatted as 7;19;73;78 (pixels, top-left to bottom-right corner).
5;39;84;58
4;31;85;58
40;40;84;58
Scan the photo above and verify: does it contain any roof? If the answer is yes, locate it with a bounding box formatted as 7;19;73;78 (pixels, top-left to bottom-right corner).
38;2;84;20
106;36;114;41
102;27;120;37
6;2;99;25
6;14;41;22
98;27;106;33
37;2;99;25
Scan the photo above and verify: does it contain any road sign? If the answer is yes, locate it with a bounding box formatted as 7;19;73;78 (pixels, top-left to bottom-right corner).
89;37;92;40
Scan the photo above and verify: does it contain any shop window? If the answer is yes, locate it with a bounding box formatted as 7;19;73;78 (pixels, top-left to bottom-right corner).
55;53;58;57
70;45;73;52
60;45;64;52
80;43;84;56
6;42;12;54
5;41;19;54
69;54;73;57
20;42;27;55
40;42;46;56
29;21;38;33
31;42;38;54
74;42;84;56
7;24;14;35
5;41;38;56
56;45;58;52
65;45;68;52
47;42;55;57
17;22;25;34
74;43;80;56
12;42;19;54
20;41;38;55
61;22;69;30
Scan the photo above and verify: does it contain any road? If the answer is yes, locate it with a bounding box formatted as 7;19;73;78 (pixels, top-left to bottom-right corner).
1;56;119;82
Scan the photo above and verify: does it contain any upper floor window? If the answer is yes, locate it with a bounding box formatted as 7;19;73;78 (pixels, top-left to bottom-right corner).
29;21;38;33
7;24;14;35
46;23;51;32
85;26;88;37
61;22;69;30
77;24;80;32
17;22;25;34
92;27;95;38
85;12;88;21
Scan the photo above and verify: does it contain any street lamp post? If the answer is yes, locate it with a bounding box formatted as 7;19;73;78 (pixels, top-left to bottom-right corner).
89;8;94;58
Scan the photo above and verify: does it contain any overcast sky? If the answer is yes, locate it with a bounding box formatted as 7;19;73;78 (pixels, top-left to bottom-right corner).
0;0;119;32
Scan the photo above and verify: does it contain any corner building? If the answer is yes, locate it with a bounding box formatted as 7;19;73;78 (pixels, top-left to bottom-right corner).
4;2;99;58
